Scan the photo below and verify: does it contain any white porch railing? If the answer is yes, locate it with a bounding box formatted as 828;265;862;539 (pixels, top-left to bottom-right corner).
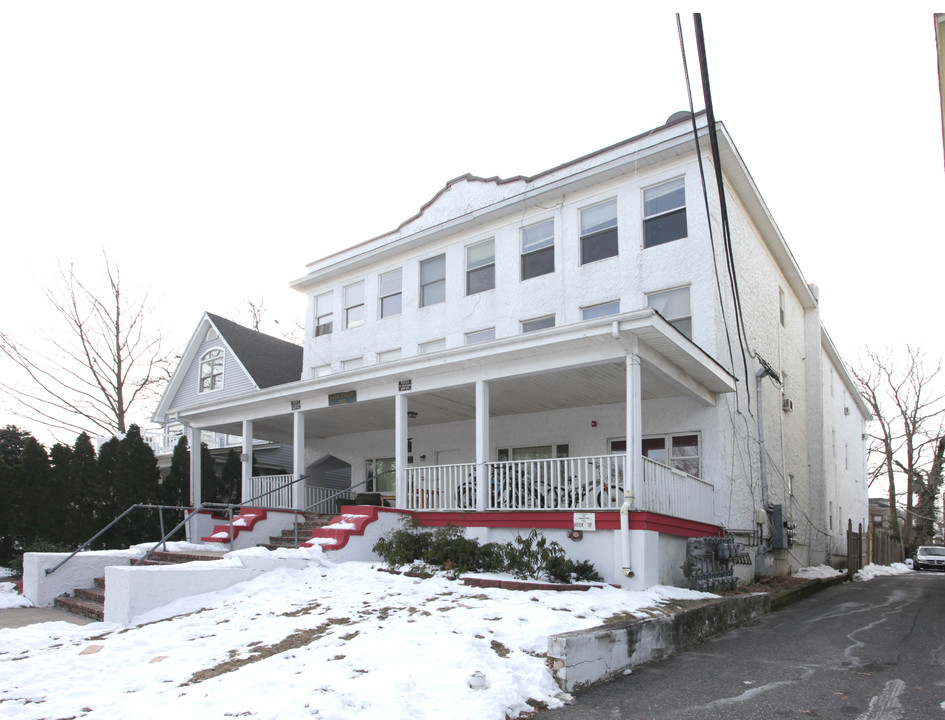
304;485;355;512
248;474;295;508
641;457;715;525
403;455;626;512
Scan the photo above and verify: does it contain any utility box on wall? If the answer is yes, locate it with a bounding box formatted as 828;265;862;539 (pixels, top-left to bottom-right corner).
769;504;795;549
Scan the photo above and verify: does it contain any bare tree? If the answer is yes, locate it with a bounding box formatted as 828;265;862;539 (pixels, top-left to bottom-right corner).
0;256;170;439
852;347;945;547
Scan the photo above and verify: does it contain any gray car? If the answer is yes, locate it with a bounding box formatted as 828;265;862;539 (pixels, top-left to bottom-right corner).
914;545;945;571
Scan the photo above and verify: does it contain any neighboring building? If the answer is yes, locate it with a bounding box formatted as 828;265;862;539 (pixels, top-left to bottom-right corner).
154;112;870;587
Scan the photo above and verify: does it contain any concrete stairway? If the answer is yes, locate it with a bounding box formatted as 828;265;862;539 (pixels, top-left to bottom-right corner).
54;550;227;621
260;513;336;550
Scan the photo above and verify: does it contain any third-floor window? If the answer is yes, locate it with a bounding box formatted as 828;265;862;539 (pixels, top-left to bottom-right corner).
466;239;495;295
420;254;445;307
521;219;554;280
314;292;333;337
344;281;365;329
379;268;402;318
580;199;618;264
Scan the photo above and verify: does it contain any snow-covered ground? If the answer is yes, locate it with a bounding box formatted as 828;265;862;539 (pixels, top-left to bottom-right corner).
0;551;914;720
0;547;713;720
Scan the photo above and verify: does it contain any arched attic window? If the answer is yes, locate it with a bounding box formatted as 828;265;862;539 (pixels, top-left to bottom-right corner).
199;348;224;392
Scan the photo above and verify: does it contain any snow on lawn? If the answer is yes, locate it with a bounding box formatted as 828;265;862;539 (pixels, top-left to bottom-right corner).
0;548;714;720
0;583;31;609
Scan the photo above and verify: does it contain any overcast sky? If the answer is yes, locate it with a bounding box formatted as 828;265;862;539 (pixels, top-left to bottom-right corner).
1;3;943;446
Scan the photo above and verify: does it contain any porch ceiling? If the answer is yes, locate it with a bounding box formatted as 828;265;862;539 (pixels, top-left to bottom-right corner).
235;359;685;443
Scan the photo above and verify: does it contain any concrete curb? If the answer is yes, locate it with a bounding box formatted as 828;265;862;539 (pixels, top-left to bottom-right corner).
547;575;846;693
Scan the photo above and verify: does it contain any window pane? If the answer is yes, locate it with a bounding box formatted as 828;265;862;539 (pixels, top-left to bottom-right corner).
522;245;554;279
511;445;553;460
644;209;687;247
420;255;445;283
609;439;627;454
648;287;690;319
642;438;666;464
581;199;617;235
380;294;402;317
581;228;619;263
379;269;402;297
342;357;363;370
467;265;495;294
522;315;555;333
316;292;332;315
466;239;494;270
378;348;401;362
419;339;445;354
465;328;495;345
672;435;699;457
344;282;364;307
421;278;445;306
346;305;364;328
582;300;619;320
521;219;553;253
644;177;685;217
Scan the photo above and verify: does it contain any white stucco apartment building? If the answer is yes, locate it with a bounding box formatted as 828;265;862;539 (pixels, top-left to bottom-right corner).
154;111;869;589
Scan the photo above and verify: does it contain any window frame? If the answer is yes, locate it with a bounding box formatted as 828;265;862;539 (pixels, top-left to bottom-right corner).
521;315;555;333
643;177;687;248
520;218;555;280
580;198;618;264
377;348;402;363
581;300;620;320
646;285;692;339
465;327;495;345
466;238;496;295
343;281;365;329
419;254;446;308
341;356;363;371
378;268;403;319
418;338;446;355
198;348;224;393
642;432;701;479
314;292;333;337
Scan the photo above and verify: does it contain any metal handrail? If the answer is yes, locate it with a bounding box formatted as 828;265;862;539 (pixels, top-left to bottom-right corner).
46;473;312;575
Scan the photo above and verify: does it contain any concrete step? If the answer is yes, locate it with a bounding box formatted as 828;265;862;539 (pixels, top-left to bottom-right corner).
54;594;104;621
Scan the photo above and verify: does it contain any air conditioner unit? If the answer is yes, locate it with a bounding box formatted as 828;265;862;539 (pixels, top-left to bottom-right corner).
782;398;794;412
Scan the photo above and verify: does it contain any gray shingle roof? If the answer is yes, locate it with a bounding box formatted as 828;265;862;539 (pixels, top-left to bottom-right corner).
206;313;303;389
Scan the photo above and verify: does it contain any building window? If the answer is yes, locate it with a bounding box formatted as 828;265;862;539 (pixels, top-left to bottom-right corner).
521;219;554;280
643;177;687;248
521;315;555;333
647;286;692;339
580;199;618;264
497;444;570;462
466;239;495;295
377;348;402;363
199;349;224;392
314;292;333;337
344;282;365;329
419;338;446;355
420;254;446;307
342;357;363;371
312;364;333;378
642;433;700;478
465;328;495;345
582;300;620;320
379;269;403;318
205;328;218;342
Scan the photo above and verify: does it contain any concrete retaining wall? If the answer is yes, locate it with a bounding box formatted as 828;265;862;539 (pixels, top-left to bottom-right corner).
23;550;141;608
548;593;771;692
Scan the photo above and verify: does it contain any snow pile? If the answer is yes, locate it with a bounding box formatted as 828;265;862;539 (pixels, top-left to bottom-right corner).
0;583;31;609
0;559;713;720
854;562;912;582
793;564;844;580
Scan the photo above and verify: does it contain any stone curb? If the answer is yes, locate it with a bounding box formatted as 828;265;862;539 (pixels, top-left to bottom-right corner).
548;575;846;693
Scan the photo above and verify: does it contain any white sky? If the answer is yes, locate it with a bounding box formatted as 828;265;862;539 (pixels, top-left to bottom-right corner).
1;3;943;442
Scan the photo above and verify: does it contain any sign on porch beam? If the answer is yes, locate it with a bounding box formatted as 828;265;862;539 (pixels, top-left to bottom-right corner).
328;390;357;406
290;400;301;411
398;379;412;392
573;513;597;532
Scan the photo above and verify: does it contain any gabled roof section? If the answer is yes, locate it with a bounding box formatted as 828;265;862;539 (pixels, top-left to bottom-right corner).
205;313;303;389
151;313;303;423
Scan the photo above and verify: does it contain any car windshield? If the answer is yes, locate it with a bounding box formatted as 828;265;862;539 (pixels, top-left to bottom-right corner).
919;547;945;556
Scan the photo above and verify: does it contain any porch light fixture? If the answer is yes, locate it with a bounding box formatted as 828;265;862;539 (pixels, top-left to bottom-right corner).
407;411;418;419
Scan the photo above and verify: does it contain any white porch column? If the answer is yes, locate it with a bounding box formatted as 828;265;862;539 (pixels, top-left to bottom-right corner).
187;426;202;543
475;380;490;511
241;420;254;505
394;394;409;509
626;350;643;507
293;411;306;509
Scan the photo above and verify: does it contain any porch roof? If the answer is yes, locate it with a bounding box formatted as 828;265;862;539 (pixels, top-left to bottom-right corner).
173;308;736;443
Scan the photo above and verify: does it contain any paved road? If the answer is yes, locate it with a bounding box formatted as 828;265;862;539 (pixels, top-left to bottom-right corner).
541;573;945;719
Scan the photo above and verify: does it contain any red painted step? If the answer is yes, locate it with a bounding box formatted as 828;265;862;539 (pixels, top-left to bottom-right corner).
301;506;380;551
201;508;268;543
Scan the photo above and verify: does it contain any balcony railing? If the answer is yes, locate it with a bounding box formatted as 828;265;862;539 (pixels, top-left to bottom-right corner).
641;457;715;525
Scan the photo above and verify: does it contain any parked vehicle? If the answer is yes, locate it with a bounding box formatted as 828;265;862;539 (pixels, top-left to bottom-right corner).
913;546;945;571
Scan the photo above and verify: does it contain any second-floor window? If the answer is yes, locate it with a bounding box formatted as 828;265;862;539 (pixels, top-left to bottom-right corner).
521;219;554;280
466;239;495;295
379;269;402;318
647;286;692;339
643;177;687;248
582;300;620;320
199;349;224;392
420;254;445;307
344;281;365;329
580;199;618;264
314;292;333;337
